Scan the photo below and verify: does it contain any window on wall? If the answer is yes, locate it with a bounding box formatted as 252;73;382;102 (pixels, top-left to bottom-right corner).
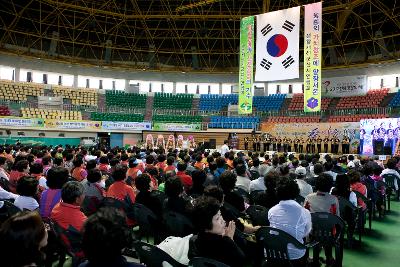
292;83;303;94
151;81;162;93
382;74;397;88
48;73;60;85
210;83;219;94
187;83;197;94
163;82;173;93
19;69;29;82
267;83;277;95
32;71;45;84
62;74;74;87
280;84;289;94
368;76;382;89
176;83;186;93
103;78;113;90
0;66;15;80
78;76;100;89
222;84;233;94
199;84;209;94
139;81;150;93
115;79;125;90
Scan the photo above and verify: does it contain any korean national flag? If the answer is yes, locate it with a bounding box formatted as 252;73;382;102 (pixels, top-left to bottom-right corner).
255;6;300;82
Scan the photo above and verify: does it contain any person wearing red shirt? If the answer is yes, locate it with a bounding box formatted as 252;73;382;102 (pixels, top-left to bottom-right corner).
51;181;87;231
106;164;136;204
176;162;193;192
164;156;177;173
9;159;30;193
71;158;87;182
127;158;142;180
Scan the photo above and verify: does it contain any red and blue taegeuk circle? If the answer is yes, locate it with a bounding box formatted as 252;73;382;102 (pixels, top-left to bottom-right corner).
266;34;288;57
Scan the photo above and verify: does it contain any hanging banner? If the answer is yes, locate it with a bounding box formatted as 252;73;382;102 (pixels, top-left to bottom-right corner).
323;75;367;97
238;16;254;114
45;120;101;130
102;121;151;131
255;7;300;81
152;122;201;132
0;117;44;128
304;2;322;112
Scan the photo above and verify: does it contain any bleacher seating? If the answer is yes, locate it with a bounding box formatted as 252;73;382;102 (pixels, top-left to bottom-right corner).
336;89;389;109
105;90;147;108
91;112;144;122
153;92;193;109
389;89;400;107
253;94;286;111
0;80;43;101
199;94;238;111
288;93;331;111
266;116;320;123
152;114;202;124
328;113;388;122
21;108;82;120
0;106;11;116
209;116;260;129
52;86;98;106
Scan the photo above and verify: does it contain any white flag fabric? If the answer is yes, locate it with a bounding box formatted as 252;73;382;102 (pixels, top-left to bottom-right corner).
255;6;300;81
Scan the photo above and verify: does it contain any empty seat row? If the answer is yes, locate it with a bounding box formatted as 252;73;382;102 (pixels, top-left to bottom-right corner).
336;89;388;109
152;114;202;123
0;105;11;116
105;90;147;108
253;94;286;111
21;108;82;120
266;116;320;123
208;116;260;129
0;80;44;102
328;114;388;122
52;86;98;107
153;92;193;109
91;112;144;122
199;94;238;111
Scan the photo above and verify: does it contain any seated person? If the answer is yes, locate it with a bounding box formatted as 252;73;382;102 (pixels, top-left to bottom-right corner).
188;196;245;267
253;170;280;209
188;169;207;198
268;177;312;266
295;167;313;198
106;164;136;204
14;176;39;211
51;181;87;231
0;211;48;267
176;162;193;192
164;176;193;217
9;159;30;193
71;158;87;182
30;163;48;193
40;167;69;219
235;164;251;193
81;169;105;203
219;171;245;212
79;207;144;267
135;174;163;219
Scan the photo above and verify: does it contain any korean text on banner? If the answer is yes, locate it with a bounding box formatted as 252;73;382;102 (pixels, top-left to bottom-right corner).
255;7;300;81
238;16;254;114
101;121;152;131
0;117;44;128
304;2;322;112
152;123;201;132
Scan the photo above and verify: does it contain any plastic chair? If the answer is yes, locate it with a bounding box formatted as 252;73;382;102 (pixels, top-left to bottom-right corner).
310;212;345;267
382;174;400;202
134;241;186;267
132;203;162;243
246;205;269;226
337;197;361;246
256;226;317;267
163;211;194;237
190;257;230;267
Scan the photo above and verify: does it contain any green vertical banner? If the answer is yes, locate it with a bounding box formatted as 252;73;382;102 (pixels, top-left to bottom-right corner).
304;2;322;112
238;16;254;115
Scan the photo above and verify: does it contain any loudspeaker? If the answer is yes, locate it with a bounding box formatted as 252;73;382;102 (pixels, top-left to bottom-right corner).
384;146;392;155
5;129;11;135
203;141;210;149
209;139;216;149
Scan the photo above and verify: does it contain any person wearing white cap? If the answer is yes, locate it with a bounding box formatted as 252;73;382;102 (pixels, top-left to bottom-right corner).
295;166;313;198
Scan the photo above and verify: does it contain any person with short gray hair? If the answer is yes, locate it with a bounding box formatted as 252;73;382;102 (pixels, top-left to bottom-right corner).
50;181;87;231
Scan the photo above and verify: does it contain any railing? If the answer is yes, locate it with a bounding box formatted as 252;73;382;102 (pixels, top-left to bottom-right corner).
330;107;391;116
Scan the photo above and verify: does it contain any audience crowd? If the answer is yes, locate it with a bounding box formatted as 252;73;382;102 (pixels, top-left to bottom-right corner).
0;143;398;267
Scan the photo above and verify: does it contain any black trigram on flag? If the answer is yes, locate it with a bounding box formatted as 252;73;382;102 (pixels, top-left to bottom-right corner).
260;59;272;70
282;20;295;32
260;24;273;36
282;56;295;68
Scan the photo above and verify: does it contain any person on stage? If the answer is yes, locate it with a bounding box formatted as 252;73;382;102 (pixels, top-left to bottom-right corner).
263;134;268;152
188;135;197;149
272;137;277;151
317;136;322;154
277;137;282;152
306;137;312;154
311;137;316;154
156;135;165;149
282;137;288;153
394;120;400;149
266;134;271;152
177;135;184;150
342;136;350;154
257;135;261;152
334;137;340;154
359;129;365;154
287;137;292;152
166;135;176;150
298;137;304;153
252;135;257;151
244;136;249;151
385;128;395;155
323;136;330;153
145;134;154;150
294;136;300;153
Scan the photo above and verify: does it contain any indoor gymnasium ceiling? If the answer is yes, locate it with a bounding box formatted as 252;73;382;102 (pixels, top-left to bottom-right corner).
0;0;399;73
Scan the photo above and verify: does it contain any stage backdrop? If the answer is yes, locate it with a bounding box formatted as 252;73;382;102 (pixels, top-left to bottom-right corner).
261;122;360;153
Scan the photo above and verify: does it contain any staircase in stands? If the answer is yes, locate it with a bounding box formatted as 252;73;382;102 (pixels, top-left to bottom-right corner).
144;96;154;121
380;92;395;107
